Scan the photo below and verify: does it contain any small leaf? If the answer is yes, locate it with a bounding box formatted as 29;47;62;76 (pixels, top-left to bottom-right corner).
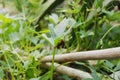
41;34;54;46
49;13;59;24
73;20;82;28
9;32;20;43
30;50;41;60
91;70;102;80
104;60;114;69
54;37;62;47
87;30;94;36
114;63;120;71
31;36;39;45
79;30;87;38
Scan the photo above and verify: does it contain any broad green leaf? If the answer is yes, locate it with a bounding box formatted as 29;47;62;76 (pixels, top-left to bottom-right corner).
55;18;76;37
55;18;69;37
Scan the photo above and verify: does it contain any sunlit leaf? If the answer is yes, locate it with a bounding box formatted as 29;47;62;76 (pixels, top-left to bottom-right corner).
55;18;69;37
0;14;13;23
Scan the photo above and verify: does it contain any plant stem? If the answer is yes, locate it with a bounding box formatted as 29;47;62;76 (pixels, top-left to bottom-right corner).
4;52;15;80
50;48;56;80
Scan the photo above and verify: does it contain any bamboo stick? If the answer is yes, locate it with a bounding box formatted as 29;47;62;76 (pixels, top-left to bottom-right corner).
44;62;92;79
41;47;120;62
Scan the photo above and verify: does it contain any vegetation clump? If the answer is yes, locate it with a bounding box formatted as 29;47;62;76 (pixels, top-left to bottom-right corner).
0;0;120;80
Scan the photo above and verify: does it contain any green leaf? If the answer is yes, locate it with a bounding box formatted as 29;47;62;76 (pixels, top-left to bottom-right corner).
9;32;21;43
30;50;41;60
91;70;102;80
49;13;59;24
94;0;104;8
87;30;94;36
55;18;69;37
31;36;39;45
41;34;54;46
104;60;114;69
54;37;62;47
0;14;13;23
26;69;35;78
29;44;43;52
79;30;94;38
48;24;57;39
114;63;120;71
72;20;82;28
55;18;76;37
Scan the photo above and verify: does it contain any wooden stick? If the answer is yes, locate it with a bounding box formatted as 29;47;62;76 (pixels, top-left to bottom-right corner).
44;62;92;79
41;47;120;62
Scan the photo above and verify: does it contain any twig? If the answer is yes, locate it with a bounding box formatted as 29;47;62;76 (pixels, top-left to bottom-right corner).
43;62;92;79
41;47;120;62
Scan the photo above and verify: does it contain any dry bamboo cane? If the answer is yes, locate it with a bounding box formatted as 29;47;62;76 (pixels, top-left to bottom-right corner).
41;47;120;62
43;62;92;79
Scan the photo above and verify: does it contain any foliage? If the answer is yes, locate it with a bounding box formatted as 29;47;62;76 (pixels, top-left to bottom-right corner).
0;0;120;80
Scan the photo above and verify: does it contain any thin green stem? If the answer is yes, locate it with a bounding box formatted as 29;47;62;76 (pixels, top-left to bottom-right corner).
96;24;120;48
4;52;15;80
50;48;56;80
101;24;120;40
